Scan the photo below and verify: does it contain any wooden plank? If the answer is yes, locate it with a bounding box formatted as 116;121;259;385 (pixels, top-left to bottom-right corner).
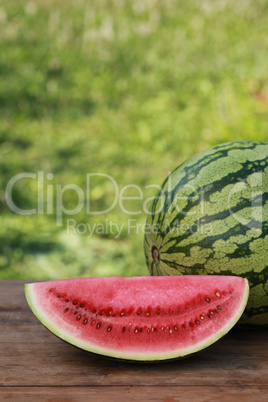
0;386;267;402
0;280;268;400
1;338;268;387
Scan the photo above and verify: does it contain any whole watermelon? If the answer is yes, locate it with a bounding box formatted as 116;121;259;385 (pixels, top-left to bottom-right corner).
144;141;268;327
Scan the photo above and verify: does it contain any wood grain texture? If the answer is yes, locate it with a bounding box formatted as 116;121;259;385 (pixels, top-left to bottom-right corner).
1;386;268;402
0;280;268;401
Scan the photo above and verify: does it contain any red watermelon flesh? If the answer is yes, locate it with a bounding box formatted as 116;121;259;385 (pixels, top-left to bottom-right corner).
25;275;249;361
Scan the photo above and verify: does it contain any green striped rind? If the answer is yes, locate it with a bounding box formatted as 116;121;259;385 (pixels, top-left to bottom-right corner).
144;141;268;327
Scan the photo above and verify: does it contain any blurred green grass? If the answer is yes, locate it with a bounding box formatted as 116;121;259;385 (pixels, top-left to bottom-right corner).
0;0;268;279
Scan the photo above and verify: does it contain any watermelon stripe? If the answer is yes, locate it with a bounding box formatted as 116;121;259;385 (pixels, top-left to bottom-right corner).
151;149;267;240
170;157;264;212
145;141;268;327
160;191;266;254
170;141;260;179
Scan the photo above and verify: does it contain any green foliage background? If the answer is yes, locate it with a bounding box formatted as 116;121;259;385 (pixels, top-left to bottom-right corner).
0;0;268;279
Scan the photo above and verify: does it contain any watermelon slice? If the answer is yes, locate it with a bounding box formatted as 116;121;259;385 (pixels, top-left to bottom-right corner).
25;276;249;362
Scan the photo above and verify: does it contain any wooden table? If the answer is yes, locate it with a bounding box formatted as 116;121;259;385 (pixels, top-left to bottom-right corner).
1;280;267;401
